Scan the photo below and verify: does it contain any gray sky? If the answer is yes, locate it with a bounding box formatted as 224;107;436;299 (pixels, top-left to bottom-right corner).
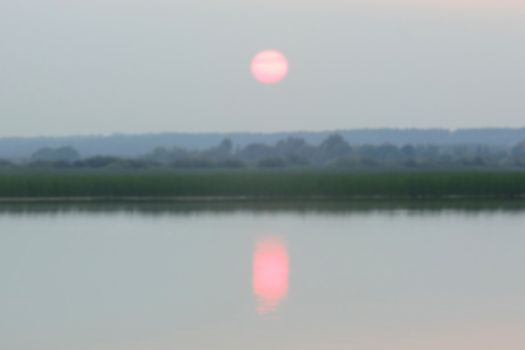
1;0;524;136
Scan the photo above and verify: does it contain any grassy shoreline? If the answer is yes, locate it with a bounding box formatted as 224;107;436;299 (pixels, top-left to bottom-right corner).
1;170;525;200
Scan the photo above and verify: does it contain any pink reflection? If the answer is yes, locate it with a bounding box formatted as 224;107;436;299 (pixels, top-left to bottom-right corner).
253;237;289;314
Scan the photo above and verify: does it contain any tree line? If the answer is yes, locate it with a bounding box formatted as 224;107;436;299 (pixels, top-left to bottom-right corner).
3;134;525;170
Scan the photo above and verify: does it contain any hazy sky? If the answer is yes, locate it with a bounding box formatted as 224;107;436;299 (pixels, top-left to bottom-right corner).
1;0;524;136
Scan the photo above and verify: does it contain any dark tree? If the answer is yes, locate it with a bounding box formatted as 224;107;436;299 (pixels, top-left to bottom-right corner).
315;134;351;164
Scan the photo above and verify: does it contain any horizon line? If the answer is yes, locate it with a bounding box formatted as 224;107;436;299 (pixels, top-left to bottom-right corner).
2;126;525;139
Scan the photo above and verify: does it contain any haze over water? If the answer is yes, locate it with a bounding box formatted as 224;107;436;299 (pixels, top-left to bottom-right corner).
1;205;524;349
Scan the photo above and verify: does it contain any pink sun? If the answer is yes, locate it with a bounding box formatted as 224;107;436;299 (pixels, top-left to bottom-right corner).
251;49;289;84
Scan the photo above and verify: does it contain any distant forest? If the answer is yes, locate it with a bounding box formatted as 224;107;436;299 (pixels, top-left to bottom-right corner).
4;128;525;159
4;133;525;170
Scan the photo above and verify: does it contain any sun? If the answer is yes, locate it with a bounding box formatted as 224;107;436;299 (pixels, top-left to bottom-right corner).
251;49;289;85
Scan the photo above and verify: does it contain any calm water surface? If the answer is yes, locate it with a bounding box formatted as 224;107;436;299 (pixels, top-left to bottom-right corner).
1;203;524;350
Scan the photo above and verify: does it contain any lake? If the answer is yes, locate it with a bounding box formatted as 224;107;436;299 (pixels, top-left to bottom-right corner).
1;202;524;350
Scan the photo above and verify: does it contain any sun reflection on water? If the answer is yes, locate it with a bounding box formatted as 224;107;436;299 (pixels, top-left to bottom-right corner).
253;236;289;315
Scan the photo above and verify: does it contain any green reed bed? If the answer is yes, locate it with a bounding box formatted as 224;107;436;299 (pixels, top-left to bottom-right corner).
0;170;525;199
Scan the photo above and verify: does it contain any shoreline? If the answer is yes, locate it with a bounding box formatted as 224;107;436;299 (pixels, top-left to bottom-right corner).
1;194;525;203
2;171;525;201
